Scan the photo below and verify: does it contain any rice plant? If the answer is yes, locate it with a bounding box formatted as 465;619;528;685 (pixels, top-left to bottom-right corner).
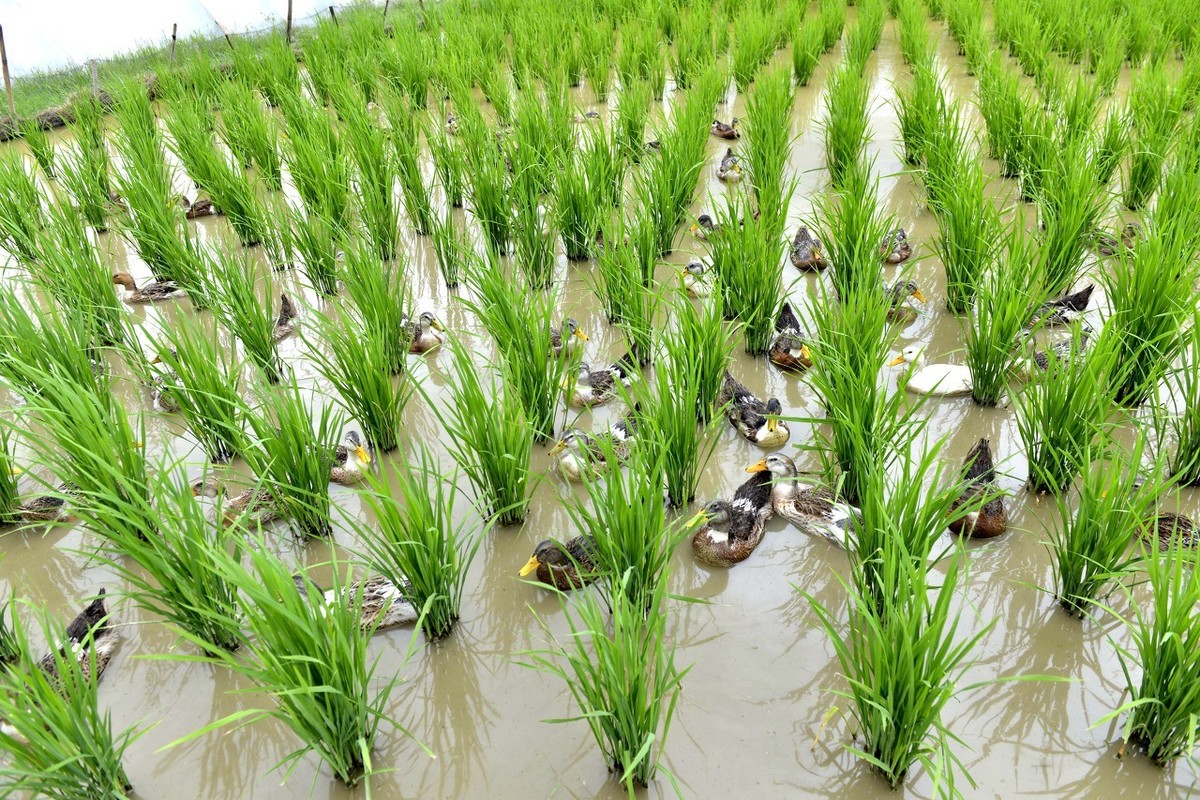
208;246;286;384
742;65;796;233
217;79;283;191
1047;436;1162;618
793;17;825;86
429;207;469;290
823;63;870;188
0;425;19;525
523;569;688;793
341;239;410;375
289;203;341;296
930;141;1001;315
0;289;112;404
57;142;109;231
464;128;514;255
731;5;779;91
281;96;351;232
672;10;715;90
305;302;409;453
182;543;404;787
581;21;615;98
896;0;934;67
975;54;1025;177
20;118;55;177
591;217;657;365
676;277;731;424
1160;313;1200;486
814;161;891;303
583;124;626;211
844;0;886;74
0;150;45;264
556;155;600;261
615;79;652;161
93;472;244;653
1105;532;1200;765
0;603;138;799
1092;105;1130;187
704;196;783;355
896;62;947;167
152;318;243;463
964;222;1043;406
240;383;340;539
429;111;468;209
461;254;568;441
1102;217;1200;408
433;341;533;525
1123;64;1184;210
810;533;986;791
1013;328;1114;494
1037;140;1109;296
356;447;481;640
383;92;434;240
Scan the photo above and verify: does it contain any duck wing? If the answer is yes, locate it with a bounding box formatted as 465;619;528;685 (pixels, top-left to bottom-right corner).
1045;284;1094;313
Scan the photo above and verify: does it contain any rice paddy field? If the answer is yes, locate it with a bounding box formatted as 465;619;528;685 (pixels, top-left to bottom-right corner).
2;0;1200;797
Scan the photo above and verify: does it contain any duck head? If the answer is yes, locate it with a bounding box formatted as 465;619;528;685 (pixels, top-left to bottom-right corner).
344;430;372;465
519;538;572;576
887;344;925;368
418;311;445;332
765;398;784;433
747;452;798;478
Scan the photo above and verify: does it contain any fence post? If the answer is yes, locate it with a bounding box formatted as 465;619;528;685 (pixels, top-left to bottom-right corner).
286;0;294;43
329;6;339;26
89;60;100;99
169;23;179;65
0;26;15;120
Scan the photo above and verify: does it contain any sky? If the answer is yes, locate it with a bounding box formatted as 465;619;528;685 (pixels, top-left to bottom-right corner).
0;0;353;76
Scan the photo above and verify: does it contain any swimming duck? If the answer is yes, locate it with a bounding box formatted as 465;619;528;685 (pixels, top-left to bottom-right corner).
769;303;813;373
564;355;635;408
112;272;187;304
148;350;181;413
691;470;775;567
1141;512;1197;552
716;371;790;447
790;226;826;271
549;412;638;481
947;439;1006;538
711;118;740;140
184;197;216;219
445;113;459;136
1093;222;1143;256
880;228;913;264
574;110;602;123
1030;284;1093;328
13;482;77;524
716;148;743;182
888;344;973;396
38;590;118;688
518;535;599;590
191;476;283;527
550;318;588;358
292;574;416;632
406;311;446;354
680;261;714;298
273;293;298;342
1029;326;1093;373
747;453;860;546
330;430;372;485
689;213;718;240
885;279;928;322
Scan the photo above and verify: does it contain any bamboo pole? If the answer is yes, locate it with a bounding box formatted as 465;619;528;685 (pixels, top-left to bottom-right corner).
383;0;390;19
89;60;100;99
329;5;339;26
0;26;15;120
286;0;294;43
169;23;179;65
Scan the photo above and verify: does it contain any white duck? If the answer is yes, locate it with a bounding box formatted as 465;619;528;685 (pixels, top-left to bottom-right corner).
887;344;973;397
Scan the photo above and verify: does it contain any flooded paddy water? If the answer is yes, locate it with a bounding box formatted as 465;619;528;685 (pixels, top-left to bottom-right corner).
1;10;1198;800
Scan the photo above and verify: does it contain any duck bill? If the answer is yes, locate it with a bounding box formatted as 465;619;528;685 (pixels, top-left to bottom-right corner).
912;289;928;302
746;459;768;473
800;345;812;362
518;556;541;577
766;418;778;433
431;319;446;332
886;356;905;367
689;224;699;233
683;509;708;528
355;445;372;465
548;440;567;457
7;467;21;477
574;329;589;341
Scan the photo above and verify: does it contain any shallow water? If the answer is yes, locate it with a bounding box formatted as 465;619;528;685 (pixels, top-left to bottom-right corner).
1;13;1198;800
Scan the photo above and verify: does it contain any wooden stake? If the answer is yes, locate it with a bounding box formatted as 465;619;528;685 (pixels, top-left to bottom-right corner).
0;26;15;120
89;60;100;99
382;0;390;19
329;5;339;26
286;0;294;43
169;23;178;65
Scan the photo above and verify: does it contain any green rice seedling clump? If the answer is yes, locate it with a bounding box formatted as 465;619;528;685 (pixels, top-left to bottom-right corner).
823;63;870;189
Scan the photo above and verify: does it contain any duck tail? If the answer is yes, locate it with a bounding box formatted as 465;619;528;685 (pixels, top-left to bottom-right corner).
963;438;996;483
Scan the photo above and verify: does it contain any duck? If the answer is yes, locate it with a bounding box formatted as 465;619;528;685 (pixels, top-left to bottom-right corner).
747;453;860;547
885;279;928;322
184;197;216;219
273;293;298;342
716;371;790;447
564;355;635;408
947;439;1006;538
680;261;714;298
880;228;913;264
38;590;118;688
1029;326;1093;373
12;482;77;524
550;317;588;358
111;272;187;304
691;470;775;567
1093;222;1143;256
445;113;459;135
406;311;446;354
790;226;826;271
711;118;740;140
573;110;602;123
769;303;813;373
549;411;638;481
689;213;718;240
888;344;973;396
518;535;599;590
191;476;283;527
1141;512;1198;552
330;430;372;485
291;574;416;632
148;350;181;413
716;148;743;182
1030;284;1093;328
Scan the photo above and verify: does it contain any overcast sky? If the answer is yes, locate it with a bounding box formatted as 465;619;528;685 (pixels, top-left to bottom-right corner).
1;1;353;76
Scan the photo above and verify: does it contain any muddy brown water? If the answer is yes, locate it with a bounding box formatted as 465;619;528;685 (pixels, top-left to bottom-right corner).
1;14;1198;800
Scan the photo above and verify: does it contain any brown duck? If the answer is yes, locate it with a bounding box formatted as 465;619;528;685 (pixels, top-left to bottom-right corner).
518;535;598;590
948;439;1007;539
691;470;775;567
